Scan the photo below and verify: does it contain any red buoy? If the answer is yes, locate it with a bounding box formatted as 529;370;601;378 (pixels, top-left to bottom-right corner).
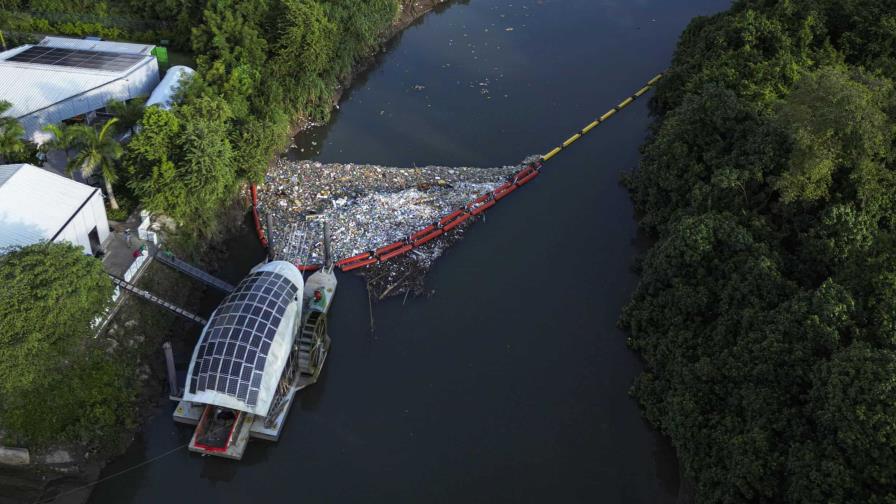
413;228;444;246
376;241;406;256
411;225;436;241
471;199;496;216
442;212;472;232
336;252;372;267
439;210;465;226
341;257;379;272
379;244;414;262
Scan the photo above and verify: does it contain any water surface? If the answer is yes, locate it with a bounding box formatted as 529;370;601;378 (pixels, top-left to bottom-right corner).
88;1;729;502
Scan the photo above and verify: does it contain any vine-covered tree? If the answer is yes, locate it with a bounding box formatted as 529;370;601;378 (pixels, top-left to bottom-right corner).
0;242;134;448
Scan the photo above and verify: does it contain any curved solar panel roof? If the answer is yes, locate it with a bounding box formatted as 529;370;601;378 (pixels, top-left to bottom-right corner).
184;261;303;415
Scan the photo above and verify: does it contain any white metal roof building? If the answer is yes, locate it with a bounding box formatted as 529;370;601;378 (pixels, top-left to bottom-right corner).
0;36;160;144
0;163;110;254
183;262;305;417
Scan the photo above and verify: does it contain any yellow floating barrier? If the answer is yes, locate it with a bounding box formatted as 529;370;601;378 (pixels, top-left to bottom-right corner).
536;72;664;165
581;120;600;134
633;85;652;97
542;147;563;161
562;133;581;147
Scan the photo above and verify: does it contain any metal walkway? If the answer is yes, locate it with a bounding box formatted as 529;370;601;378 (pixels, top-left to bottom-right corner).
109;274;208;325
155;252;235;293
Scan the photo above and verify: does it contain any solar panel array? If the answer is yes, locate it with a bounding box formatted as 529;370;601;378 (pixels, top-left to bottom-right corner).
188;270;299;408
5;46;144;72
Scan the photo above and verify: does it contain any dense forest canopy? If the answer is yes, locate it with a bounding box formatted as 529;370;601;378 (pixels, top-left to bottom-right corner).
1;0;400;240
623;0;896;502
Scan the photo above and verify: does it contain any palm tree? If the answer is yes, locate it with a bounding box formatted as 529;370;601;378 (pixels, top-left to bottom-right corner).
41;123;75;174
106;97;146;134
68;118;124;210
0;100;25;162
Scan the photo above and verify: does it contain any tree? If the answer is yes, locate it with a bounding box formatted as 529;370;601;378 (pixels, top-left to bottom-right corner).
0;243;136;449
0;100;24;162
41;123;74;172
624;2;896;502
106;97;147;134
773;66;892;204
127;96;236;236
68;118;124;210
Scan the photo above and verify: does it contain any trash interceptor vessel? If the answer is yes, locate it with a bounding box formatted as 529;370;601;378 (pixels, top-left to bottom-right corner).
173;260;337;459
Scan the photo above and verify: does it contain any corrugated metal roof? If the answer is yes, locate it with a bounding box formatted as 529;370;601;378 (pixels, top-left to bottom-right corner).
0;37;156;120
0;164;97;249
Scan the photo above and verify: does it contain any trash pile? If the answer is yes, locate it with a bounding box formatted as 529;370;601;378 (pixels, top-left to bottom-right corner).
257;158;527;297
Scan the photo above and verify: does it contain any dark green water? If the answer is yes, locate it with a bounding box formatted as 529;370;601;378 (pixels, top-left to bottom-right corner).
87;1;729;502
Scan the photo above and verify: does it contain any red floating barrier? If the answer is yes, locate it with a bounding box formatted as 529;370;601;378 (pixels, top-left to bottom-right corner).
297;264;321;272
439;209;465;226
516;170;540;186
442;212;472;232
514;165;534;180
336;252;372;267
249;184;268;248
413;228;444;246
471;199;496;216
473;193;492;204
376;241;406;256
379;244;414;262
411;225;436;241
341;257;379;272
494;183;518;201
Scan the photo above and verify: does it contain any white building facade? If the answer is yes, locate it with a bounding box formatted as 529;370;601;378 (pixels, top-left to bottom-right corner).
0;163;110;254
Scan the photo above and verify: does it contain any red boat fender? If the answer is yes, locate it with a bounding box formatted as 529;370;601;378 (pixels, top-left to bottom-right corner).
411;225;436;241
516;170;540;186
376;241;406;256
379;244;413;262
413;228;444;246
494;183;518;201
439;210;465;226
442;212;472;232
341;257;379;272
471;199;496;216
336;252;372;266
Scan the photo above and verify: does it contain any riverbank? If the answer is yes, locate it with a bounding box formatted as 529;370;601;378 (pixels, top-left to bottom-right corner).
0;3;458;503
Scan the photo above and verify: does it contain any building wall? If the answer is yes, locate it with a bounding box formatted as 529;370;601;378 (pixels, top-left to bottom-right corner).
54;189;110;254
23;58;161;144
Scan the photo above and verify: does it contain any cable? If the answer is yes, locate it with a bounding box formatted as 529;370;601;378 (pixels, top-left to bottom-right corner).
33;443;189;504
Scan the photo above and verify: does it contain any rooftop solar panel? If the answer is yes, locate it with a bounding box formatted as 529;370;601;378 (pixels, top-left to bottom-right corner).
5;46;144;72
190;270;299;407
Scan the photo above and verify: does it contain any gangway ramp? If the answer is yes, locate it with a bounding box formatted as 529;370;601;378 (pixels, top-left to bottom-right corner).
155;252;235;293
109;274;208;325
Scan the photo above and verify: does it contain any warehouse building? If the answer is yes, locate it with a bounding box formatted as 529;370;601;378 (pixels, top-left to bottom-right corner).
0;36;160;144
0;163;110;254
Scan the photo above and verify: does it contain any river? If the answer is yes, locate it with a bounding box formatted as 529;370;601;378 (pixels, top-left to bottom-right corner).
87;1;728;502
